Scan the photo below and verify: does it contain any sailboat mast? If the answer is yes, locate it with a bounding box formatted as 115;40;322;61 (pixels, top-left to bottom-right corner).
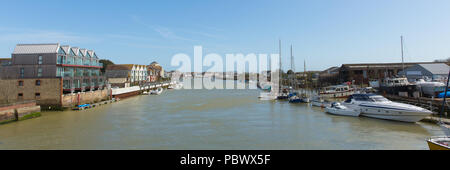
401;36;405;77
304;59;307;89
291;45;294;72
278;39;282;93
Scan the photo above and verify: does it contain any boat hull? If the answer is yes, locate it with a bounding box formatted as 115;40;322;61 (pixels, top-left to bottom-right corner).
325;107;360;117
360;112;429;123
427;137;450;150
319;91;354;98
312;101;331;108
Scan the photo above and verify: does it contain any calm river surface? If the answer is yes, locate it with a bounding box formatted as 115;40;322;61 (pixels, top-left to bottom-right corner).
0;79;445;150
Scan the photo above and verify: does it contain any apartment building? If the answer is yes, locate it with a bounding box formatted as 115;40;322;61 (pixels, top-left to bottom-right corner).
105;64;148;87
0;43;106;94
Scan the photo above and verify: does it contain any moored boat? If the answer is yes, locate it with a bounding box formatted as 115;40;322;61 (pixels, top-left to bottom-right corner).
342;94;432;123
319;85;355;98
311;96;331;108
427;136;450;150
150;87;164;95
325;102;360;117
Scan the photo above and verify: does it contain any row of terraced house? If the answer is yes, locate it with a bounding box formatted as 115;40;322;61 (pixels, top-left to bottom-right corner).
0;43;165;109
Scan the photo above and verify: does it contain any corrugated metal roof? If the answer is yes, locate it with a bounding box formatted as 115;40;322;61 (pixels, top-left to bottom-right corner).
419;63;449;75
12;43;59;54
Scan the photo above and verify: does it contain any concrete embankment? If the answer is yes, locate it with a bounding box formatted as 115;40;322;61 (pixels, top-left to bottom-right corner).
0;101;41;125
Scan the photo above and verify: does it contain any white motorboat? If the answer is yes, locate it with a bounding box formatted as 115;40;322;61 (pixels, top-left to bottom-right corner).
413;79;446;97
311;96;331;108
258;92;278;100
150;87;164;95
342;94;432;123
325;102;360;117
168;81;184;90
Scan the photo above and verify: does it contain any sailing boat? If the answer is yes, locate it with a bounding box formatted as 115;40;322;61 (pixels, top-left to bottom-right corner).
427;69;450;150
278;44;293;100
289;58;310;103
259;40;282;100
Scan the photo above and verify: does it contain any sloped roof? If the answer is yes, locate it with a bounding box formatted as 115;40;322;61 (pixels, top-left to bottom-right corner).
71;47;80;55
79;49;87;56
60;45;71;54
419;63;449;75
87;50;94;57
13;43;60;54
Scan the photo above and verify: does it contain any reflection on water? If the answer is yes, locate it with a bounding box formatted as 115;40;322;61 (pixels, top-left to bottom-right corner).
0;79;445;150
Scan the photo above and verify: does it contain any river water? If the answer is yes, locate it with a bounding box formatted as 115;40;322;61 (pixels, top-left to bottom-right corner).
0;79;445;149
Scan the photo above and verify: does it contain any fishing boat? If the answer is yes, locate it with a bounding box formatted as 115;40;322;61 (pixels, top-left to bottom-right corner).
379;77;418;96
325;102;360;117
342;94;432;123
319;84;355;98
150;87;164;95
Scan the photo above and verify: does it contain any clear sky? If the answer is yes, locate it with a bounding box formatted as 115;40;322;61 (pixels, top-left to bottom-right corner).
1;0;450;71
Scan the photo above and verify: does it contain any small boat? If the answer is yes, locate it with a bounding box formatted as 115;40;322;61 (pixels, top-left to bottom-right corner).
277;89;290;100
150;87;163;95
74;104;91;110
142;91;149;95
258;92;278;100
413;79;446;97
319;85;355;98
289;93;310;103
311;96;331;108
325;102;360;117
427;136;450;150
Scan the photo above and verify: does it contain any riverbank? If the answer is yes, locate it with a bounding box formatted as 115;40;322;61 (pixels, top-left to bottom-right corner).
0;101;41;125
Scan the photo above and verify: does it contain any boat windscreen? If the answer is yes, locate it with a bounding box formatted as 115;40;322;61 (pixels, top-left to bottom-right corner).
370;96;389;102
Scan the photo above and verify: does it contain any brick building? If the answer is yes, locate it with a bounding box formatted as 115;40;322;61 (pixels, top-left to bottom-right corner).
0;43;110;108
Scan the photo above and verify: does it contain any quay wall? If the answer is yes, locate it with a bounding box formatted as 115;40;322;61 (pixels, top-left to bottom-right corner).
61;89;110;107
0;101;41;124
111;82;173;99
0;78;61;106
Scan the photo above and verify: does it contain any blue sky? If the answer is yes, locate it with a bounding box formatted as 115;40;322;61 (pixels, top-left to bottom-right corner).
1;0;450;71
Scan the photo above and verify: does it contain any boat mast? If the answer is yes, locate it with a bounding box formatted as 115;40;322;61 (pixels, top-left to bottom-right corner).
279;39;282;93
291;45;294;89
291;45;294;73
304;59;307;89
401;36;405;77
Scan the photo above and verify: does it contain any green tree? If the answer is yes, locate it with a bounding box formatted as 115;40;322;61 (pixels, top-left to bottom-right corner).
99;59;115;73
